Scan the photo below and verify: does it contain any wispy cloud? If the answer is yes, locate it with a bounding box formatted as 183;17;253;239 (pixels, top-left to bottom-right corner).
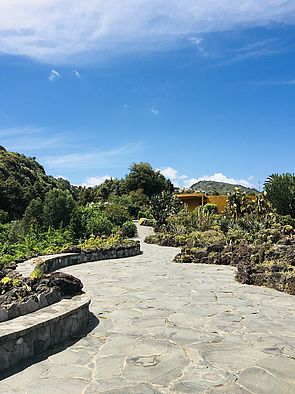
159;166;255;189
0;126;42;137
43;142;143;169
0;125;65;152
256;78;295;86
0;1;295;63
49;69;60;81
188;36;205;53
214;37;287;66
150;108;159;115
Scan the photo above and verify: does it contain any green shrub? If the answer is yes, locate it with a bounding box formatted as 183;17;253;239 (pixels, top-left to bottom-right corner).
104;203;131;226
121;221;137;237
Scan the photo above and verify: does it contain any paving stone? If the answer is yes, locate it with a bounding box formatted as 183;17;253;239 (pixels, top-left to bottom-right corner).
256;355;295;382
26;378;88;394
237;366;295;394
206;383;251;394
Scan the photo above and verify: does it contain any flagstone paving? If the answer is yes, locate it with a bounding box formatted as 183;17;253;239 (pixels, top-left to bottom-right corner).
1;225;295;393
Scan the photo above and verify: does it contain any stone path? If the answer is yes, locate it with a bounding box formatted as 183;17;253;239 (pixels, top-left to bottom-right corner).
1;225;295;393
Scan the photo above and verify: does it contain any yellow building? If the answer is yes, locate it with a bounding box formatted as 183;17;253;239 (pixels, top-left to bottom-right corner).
175;193;229;213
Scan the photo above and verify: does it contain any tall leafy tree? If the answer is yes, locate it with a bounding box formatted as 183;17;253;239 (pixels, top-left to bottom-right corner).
125;162;173;197
150;190;182;226
23;197;44;231
43;189;76;228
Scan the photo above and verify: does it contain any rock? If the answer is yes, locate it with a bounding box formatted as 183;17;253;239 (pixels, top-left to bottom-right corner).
45;287;62;305
19;299;39;315
48;272;83;296
7;303;21;319
37;292;48;308
207;244;224;253
0;308;8;322
271;265;283;273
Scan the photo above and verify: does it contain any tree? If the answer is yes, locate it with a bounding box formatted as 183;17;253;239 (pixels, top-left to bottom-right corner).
125;162;173;197
150;191;182;226
43;189;76;229
264;173;295;217
94;178;124;201
23;197;44;231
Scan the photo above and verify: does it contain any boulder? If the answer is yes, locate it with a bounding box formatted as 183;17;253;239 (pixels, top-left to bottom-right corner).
47;272;83;296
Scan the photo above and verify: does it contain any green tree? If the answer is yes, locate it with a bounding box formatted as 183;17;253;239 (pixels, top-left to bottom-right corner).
43;189;76;229
95;178;124;201
150;191;182;226
22;197;44;231
264;173;295;217
125;162;173;197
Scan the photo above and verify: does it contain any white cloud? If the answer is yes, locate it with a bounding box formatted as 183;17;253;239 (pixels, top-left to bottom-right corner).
159;167;255;189
150;108;159;115
0;1;294;63
80;175;112;187
159;166;188;183
160;166;179;180
49;69;60;81
55;175;68;180
72;70;81;78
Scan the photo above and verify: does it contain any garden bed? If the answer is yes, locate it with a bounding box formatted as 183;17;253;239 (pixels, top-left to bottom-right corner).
173;238;295;295
0;268;83;322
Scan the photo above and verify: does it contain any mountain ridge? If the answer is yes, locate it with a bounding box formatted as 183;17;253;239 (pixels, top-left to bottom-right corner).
190;180;259;195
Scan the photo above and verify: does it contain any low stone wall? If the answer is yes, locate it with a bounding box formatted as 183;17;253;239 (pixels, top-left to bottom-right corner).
0;294;90;372
38;243;141;274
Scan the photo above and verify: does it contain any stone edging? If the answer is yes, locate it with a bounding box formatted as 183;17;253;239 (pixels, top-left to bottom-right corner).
0;294;90;372
37;243;141;274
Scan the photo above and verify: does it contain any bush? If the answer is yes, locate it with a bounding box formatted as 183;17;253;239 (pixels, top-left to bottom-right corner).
121;221;137;237
104;203;131;226
79;234;138;252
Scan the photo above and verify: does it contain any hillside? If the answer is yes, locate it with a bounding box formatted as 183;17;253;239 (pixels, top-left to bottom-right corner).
0;146;72;220
190;180;259;195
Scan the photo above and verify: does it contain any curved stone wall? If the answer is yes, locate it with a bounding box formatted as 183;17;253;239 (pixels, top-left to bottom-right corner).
0;294;90;372
38;243;141;274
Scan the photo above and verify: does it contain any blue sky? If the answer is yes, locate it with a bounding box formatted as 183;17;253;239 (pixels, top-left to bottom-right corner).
0;1;295;189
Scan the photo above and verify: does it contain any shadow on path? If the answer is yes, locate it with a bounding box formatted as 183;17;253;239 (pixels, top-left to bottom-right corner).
0;312;99;381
